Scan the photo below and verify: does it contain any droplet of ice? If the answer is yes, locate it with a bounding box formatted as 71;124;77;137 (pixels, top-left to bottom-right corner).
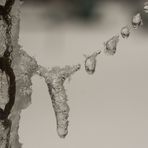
121;26;130;38
132;13;143;29
84;50;101;75
104;35;119;55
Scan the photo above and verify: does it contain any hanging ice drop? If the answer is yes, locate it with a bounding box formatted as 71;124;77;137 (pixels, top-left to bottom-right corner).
85;50;101;75
132;13;143;29
104;35;119;55
121;26;130;38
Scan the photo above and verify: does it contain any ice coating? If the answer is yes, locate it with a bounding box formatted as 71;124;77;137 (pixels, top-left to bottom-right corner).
84;50;101;75
132;13;143;29
121;26;130;38
37;64;81;138
104;35;119;55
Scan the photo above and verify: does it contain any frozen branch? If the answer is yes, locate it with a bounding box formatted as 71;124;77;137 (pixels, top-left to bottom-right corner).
84;11;144;75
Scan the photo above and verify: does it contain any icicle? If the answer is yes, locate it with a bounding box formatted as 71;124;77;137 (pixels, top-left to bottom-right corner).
84;50;101;75
37;64;81;138
104;35;119;55
121;26;130;38
47;65;80;138
132;13;143;29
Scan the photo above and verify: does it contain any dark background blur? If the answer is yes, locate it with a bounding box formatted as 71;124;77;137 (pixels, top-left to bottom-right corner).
22;0;148;29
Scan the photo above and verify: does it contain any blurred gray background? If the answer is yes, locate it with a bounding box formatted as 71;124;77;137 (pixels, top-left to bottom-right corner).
18;0;148;148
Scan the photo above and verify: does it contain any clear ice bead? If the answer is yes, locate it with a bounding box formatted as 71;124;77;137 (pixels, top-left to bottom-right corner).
132;13;143;29
85;55;97;75
104;35;119;55
121;26;130;38
85;50;101;75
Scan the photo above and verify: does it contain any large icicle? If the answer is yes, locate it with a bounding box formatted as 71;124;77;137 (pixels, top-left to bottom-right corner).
37;64;81;138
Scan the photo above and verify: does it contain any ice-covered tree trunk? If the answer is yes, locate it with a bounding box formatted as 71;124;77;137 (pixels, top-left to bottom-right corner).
0;0;81;147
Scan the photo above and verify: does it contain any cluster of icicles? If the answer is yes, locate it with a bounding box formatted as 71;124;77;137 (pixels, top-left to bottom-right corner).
84;3;147;75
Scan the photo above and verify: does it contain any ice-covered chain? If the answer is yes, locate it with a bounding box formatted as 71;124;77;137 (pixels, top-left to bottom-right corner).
84;2;146;75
